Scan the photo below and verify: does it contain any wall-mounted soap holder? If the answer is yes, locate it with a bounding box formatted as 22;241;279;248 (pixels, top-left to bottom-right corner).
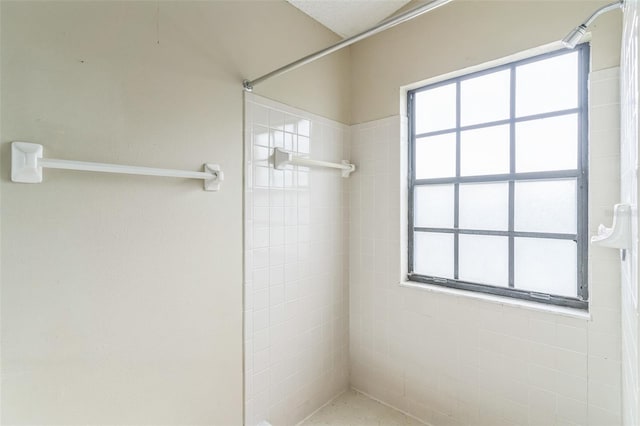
591;204;631;260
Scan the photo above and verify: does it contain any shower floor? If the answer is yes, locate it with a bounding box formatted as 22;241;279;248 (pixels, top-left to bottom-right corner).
301;389;425;426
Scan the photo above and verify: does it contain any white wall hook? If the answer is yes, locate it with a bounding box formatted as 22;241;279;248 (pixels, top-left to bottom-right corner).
272;147;355;177
11;142;223;191
591;203;631;259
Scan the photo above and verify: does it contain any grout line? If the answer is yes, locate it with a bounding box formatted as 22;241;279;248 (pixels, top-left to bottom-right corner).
295;387;350;426
349;387;433;426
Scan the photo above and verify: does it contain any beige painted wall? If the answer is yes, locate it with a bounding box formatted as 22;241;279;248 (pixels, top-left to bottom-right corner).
351;0;622;124
0;1;349;424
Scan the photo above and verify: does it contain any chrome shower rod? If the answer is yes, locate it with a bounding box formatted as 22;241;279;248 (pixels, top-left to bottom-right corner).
243;0;453;91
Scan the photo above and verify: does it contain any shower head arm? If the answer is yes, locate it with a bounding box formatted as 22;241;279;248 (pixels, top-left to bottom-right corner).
562;0;623;48
582;0;623;28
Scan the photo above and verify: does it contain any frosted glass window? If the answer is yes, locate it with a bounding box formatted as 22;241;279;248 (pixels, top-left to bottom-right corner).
415;84;456;134
414;232;454;279
515;238;577;297
515;180;576;234
415;133;456;179
516;114;578;172
408;45;588;307
415;185;455;228
459;183;509;231
460;125;510;176
516;52;578;117
459;235;509;286
461;70;510;126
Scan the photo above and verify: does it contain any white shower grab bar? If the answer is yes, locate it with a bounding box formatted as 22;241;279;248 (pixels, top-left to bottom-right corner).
273;148;356;178
11;142;224;191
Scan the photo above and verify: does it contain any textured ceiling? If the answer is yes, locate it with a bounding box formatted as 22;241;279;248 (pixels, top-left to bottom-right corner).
287;0;412;38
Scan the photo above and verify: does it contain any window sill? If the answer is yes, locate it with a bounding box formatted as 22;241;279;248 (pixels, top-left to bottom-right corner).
399;280;591;321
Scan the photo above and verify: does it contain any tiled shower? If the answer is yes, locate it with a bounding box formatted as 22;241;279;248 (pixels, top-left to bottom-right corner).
244;94;350;425
349;73;622;424
244;65;625;425
3;1;636;425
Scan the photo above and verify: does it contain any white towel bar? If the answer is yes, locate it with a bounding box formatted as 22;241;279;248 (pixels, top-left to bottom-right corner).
273;148;356;178
11;142;223;191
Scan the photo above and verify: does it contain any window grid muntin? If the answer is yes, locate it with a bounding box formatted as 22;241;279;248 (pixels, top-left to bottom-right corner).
415;108;581;141
414;228;577;240
408;45;589;309
453;80;461;279
415;169;579;185
508;63;517;288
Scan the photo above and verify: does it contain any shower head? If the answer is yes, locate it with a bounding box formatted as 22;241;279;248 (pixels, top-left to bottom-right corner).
562;0;623;49
562;25;587;49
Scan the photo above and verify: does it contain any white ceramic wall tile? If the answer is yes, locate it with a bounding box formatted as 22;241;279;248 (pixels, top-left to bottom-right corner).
244;93;350;426
621;3;639;425
349;67;622;426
